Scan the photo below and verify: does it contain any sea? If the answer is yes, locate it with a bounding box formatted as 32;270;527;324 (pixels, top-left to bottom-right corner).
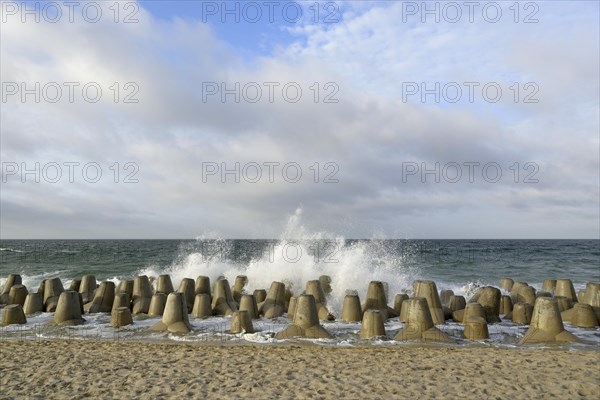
1;235;599;349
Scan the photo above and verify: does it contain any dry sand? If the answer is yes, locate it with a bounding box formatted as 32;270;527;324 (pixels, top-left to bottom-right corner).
0;340;599;399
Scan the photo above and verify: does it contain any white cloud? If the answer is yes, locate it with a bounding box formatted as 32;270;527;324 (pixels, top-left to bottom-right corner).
1;1;598;238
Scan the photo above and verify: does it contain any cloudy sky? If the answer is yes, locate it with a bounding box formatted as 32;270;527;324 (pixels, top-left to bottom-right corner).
1;0;598;239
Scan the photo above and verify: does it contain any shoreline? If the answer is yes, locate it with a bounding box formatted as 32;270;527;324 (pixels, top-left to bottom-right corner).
1;340;599;399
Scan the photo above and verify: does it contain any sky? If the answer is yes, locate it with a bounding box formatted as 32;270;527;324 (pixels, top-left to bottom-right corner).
1;0;599;239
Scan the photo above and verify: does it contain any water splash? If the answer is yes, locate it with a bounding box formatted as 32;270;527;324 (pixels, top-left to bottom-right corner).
138;208;421;314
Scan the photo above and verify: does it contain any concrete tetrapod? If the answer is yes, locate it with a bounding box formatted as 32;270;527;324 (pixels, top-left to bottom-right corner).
85;281;115;313
440;290;454;307
499;277;514;292
542;279;557;294
191;294;212;318
275;294;332;339
555;279;578;303
448;295;466;319
177;278;196;313
7;284;28;307
2;304;26;325
212;279;238;316
111;307;133;328
516;286;536;306
54;291;85;325
148;293;167;317
287;296;298;317
253;289;267;304
563;303;599;328
70;279;81;292
116;280;134;299
362;281;397;319
1;274;22;304
341;293;362;322
233;275;248;303
360;310;386;339
510;282;528;303
519;297;580;344
259;281;286;319
111;293;131;312
394;298;451;342
555;296;573;312
23;293;44;315
470;286;501;323
195;276;211;298
79;275;97;304
44;278;64;312
149;292;192;334
511;303;533;325
132;275;153;314
239;294;259;320
412;280;445;324
581;282;600;321
229;310;254;334
394;294;409;316
305;280;334;321
156;275;174;294
319;275;333;296
500;295;513;315
461;303;489;340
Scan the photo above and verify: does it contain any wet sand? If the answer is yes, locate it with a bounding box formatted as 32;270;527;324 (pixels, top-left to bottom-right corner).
0;340;599;399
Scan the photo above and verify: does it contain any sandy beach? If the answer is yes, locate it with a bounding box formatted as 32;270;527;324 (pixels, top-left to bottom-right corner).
0;340;598;399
